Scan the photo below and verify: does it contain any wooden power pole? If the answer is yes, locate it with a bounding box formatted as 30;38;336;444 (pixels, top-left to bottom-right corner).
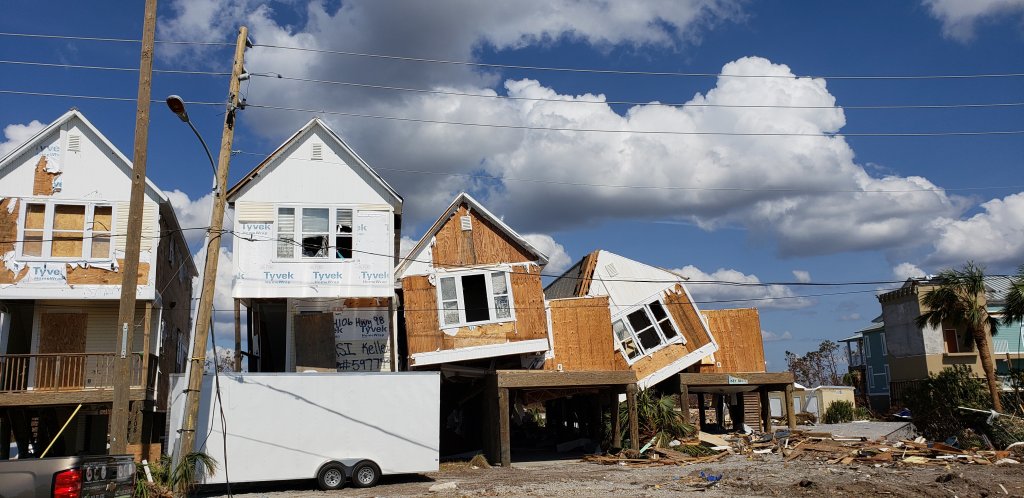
177;25;249;460
109;0;157;455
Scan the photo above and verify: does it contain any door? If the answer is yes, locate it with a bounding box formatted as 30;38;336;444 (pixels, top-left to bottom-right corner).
293;313;336;371
37;313;87;389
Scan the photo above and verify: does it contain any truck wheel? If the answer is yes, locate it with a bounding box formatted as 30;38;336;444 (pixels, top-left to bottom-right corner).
317;463;347;490
351;461;380;488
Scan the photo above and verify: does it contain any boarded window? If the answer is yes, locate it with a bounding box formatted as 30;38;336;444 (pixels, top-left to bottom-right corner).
335;208;353;259
23;203;46;256
52;205;85;257
91;206;112;258
276;207;295;258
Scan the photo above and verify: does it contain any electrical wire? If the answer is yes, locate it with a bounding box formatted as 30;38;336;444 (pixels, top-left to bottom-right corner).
0;59;230;76
0;89;226;106
244;103;1024;137
0;31;233;46
230;150;1024;194
250;42;1024;80
249;72;1024;111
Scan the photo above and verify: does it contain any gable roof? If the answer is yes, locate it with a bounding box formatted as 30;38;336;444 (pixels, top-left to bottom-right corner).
225;117;402;210
544;249;688;299
395;192;548;277
0;109;198;277
0;109;168;203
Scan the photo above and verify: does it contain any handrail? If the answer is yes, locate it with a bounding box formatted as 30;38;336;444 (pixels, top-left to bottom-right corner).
0;352;144;392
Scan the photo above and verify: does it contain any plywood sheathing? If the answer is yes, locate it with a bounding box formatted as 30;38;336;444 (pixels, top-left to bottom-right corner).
432;204;535;268
293;312;336;370
699;308;766;373
508;265;548;340
402;274;442;355
0;197;26;283
663;284;711;349
441;321;515;349
37;313;88;389
32;156;61;196
66;261;148;285
544;297;622;371
628;342;691;380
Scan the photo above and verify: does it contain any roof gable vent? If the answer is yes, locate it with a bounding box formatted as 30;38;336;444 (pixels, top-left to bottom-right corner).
67;134;81;152
311;142;323;161
460;215;472;231
604;263;618;277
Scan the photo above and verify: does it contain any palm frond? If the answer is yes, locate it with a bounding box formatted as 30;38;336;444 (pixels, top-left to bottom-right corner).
1002;265;1024;326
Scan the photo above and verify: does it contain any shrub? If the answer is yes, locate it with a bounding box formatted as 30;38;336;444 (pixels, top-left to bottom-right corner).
615;389;695;449
903;365;990;442
823;400;855;423
854;406;872;421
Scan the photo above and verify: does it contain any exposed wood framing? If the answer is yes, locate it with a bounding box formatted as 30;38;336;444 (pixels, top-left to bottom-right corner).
678;372;795;386
495;369;637;388
663;284;712;349
573;251;599;297
0;387;147;407
32;156;61;196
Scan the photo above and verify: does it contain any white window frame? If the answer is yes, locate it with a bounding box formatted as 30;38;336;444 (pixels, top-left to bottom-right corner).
879;333;887;356
435;269;516;329
274;205;357;262
867;366;875;389
863;335;871;358
16;200;115;261
881;365;890;392
611;298;686;365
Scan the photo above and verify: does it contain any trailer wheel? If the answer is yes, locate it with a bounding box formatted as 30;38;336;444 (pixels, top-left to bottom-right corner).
351;461;381;488
317;463;347;490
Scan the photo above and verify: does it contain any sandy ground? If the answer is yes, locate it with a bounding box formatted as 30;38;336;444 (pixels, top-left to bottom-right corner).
202;453;1024;497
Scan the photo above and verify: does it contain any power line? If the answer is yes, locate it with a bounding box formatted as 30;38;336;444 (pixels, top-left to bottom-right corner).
0;59;230;76
250;42;1024;80
0;31;233;46
250;72;1024;111
0;89;226;106
230;150;1024;194
245;102;1024;137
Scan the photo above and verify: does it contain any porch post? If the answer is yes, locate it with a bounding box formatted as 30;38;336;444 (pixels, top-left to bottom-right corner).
784;383;797;429
759;386;771;432
626;383;639;450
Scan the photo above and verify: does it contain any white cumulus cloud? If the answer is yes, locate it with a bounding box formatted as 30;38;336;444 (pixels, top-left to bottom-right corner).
792;270;811;283
893;262;926;281
761;330;793;342
0;120;46;158
928;192;1024;267
673;265;812;309
923;0;1024;41
522;233;572;274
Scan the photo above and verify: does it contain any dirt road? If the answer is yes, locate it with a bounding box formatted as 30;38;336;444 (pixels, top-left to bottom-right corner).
205;453;1024;497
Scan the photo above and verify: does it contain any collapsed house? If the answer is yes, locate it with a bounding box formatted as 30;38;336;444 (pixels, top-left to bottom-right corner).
397;203;720;465
0;110;197;460
226;118;403;373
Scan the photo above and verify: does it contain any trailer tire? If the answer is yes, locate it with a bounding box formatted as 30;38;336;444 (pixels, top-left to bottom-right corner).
316;463;347;490
351;461;381;488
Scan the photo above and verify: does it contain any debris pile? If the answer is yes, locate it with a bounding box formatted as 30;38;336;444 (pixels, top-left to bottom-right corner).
583;428;1024;468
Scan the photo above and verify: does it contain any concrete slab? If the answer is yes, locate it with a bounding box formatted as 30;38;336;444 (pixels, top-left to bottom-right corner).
795;421;916;441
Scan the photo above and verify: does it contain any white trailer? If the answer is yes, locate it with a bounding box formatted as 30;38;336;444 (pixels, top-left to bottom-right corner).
168;372;439;490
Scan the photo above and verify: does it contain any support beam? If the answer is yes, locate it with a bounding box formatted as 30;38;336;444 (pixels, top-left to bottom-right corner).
733;394;744;432
140;303;152;385
497;387;511;468
784;383;797;429
679;382;690;425
714;394;724;431
0;412;9;459
610;390;622;449
626;383;639;451
759;386;771;432
697;393;706;430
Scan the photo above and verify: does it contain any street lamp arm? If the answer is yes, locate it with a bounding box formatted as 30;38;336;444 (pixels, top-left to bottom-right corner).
186;119;218;177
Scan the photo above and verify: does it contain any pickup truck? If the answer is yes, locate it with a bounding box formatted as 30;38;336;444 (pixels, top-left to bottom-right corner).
0;455;135;498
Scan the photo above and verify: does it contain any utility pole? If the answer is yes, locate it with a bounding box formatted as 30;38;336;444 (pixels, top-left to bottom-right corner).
109;0;157;455
178;25;249;460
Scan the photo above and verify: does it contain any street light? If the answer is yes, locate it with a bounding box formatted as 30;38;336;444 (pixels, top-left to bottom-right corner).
166;95;217;177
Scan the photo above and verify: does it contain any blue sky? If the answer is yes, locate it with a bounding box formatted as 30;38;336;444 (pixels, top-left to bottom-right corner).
1;1;1022;369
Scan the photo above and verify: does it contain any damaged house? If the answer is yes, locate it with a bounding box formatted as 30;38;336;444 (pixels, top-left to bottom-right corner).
0;110;197;460
226;118;402;373
397;198;719;466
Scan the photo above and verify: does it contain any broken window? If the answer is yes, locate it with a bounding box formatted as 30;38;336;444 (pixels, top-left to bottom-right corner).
20;203;111;259
301;208;329;258
335;208;353;259
943;328;974;353
437;270;516;328
276;207;295;258
612;298;685;365
276;206;359;261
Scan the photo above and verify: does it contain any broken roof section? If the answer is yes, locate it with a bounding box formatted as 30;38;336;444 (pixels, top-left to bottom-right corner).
396;192;548;278
225;117;402;211
545;249;719;389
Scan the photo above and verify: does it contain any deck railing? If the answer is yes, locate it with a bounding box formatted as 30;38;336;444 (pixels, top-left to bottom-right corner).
0;353;143;392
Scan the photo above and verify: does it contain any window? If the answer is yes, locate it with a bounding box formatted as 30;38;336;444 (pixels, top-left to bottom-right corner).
436;271;515;328
19;202;113;260
867;366;875;389
612;299;684;364
276;206;358;260
863;336;871;358
943;328;974;353
879;333;887;356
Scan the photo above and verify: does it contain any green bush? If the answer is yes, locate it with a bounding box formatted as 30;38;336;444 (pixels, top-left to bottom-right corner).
823;400;855;423
903;365;990;442
615;389;695;449
854;406;872;421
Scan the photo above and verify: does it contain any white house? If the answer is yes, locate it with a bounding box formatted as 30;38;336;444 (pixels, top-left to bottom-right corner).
226;118;402;373
0;109;196;461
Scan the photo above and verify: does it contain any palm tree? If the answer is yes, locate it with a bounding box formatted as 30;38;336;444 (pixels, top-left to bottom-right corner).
1001;265;1024;327
915;262;1003;412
